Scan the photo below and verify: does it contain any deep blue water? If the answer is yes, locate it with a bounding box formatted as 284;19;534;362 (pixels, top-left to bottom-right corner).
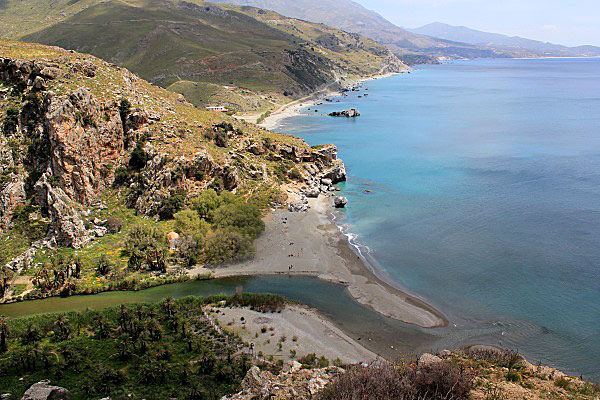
278;58;600;380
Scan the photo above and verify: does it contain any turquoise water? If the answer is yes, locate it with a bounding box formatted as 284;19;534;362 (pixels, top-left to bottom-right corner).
278;58;600;380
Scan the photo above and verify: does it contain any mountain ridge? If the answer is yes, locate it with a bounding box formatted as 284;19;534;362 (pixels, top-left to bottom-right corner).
410;22;600;57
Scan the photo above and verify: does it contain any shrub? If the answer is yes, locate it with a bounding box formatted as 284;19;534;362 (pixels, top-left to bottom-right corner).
554;377;570;390
211;202;264;239
318;361;473;400
96;254;112;276
2;106;19;135
113;166;131;186
288;167;303;181
129;142;147;171
175;236;200;268
158;193;186;220
299;353;329;369
106;216;123;233
505;370;521;382
124;224;168;272
203;229;254;265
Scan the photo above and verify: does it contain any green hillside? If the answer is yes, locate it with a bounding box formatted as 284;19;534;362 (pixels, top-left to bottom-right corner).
0;0;405;112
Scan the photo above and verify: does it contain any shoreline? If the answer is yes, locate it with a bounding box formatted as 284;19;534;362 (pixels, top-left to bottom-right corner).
210;195;448;329
258;72;401;130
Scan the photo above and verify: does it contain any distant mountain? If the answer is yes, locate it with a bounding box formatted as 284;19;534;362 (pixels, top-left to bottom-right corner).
0;0;405;111
410;22;600;57
220;0;514;63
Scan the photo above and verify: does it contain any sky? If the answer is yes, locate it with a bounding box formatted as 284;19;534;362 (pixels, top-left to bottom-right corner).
353;0;600;47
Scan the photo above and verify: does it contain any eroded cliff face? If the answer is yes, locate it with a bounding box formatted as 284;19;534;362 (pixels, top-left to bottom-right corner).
0;48;346;253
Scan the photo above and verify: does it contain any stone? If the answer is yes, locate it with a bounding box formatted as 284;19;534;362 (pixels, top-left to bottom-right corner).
303;187;320;198
334;196;347;208
32;76;47;91
288;202;309;212
418;353;442;366
21;380;71;400
328;109;360;118
167;231;180;249
321;178;332;186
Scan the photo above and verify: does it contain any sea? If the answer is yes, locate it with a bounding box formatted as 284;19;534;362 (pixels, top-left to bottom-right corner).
276;58;600;381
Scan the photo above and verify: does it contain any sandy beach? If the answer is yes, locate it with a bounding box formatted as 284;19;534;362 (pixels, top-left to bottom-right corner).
211;304;378;364
258;72;402;130
208;195;447;329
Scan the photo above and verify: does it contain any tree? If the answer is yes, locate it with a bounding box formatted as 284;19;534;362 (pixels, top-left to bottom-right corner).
191;189;222;221
212;202;265;239
174;209;209;242
0;316;8;353
203;229;254;265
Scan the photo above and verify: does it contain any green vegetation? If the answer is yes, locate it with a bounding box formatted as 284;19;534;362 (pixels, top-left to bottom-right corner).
0;295;289;399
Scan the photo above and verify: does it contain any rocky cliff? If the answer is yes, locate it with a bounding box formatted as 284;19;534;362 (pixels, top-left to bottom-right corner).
0;40;346;293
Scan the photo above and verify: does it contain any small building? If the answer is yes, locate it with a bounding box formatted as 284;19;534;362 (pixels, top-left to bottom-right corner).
206;105;228;112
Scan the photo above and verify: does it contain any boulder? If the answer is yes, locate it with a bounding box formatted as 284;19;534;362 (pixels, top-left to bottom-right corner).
303;187;320;198
328;109;360;118
334;196;347;208
418;353;442;366
321;178;332;186
288;202;309;213
21;380;71;400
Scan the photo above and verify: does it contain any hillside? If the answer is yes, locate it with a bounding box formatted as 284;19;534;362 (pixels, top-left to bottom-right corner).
0;0;405;112
220;0;519;63
411;22;600;57
0;39;347;302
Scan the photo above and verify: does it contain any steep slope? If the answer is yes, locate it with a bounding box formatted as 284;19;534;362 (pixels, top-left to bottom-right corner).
411;22;600;57
0;39;347;301
0;0;405;112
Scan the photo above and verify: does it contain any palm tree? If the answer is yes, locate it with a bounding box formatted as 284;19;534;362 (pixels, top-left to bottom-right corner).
0;316;9;353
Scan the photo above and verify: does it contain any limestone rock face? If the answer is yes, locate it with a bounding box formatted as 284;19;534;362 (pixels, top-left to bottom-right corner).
222;364;343;400
21;380;71;400
46;88;127;205
35;174;89;248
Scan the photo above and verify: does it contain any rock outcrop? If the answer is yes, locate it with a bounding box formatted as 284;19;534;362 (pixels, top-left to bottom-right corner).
21;380;70;400
328;109;360;118
222;363;343;400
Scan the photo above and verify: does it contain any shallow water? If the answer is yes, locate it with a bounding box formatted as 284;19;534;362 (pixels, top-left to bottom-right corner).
278;58;600;380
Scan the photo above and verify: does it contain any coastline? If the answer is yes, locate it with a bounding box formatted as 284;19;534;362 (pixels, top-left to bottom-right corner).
259;72;401;130
209;195;448;329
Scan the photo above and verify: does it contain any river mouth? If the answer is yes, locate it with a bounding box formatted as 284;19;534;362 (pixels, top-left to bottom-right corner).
0;275;481;360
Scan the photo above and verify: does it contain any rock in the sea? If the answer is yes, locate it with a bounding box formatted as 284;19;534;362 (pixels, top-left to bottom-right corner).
328;109;360;118
21;380;71;400
334;196;348;208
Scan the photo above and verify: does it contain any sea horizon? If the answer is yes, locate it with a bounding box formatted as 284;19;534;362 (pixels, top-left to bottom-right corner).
276;57;600;381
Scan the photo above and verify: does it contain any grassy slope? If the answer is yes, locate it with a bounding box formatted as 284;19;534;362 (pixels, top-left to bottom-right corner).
0;0;400;111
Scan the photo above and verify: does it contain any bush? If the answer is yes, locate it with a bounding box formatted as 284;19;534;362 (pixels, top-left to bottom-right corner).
106;216;123;234
299;353;329;369
203;229;254;265
175;236;200;268
505;370;521;382
212;202;264;239
554;377;570;390
96;254;112;276
158;193;186;220
319;361;473;400
124;224;168;272
2;106;19;135
129;142;148;171
113;166;131;186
